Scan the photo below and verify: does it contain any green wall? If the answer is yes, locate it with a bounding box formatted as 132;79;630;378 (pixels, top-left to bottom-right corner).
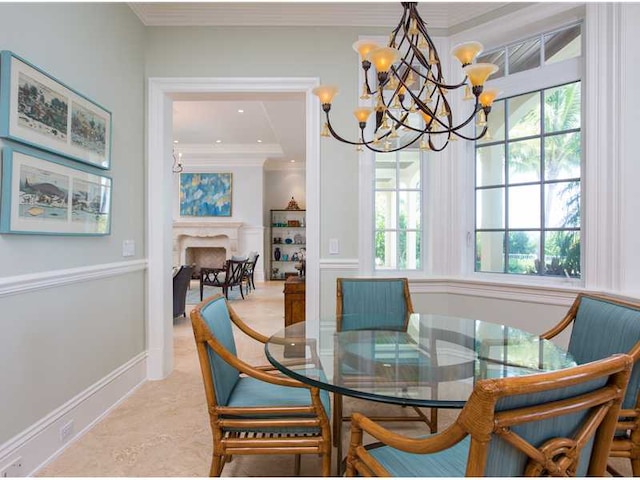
0;3;146;443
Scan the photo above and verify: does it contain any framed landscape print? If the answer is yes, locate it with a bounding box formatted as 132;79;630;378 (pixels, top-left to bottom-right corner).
0;145;112;235
0;51;112;170
180;172;232;217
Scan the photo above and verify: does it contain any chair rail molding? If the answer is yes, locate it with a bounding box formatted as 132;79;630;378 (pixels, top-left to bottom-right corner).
319;258;360;271
147;76;320;380
0;260;146;298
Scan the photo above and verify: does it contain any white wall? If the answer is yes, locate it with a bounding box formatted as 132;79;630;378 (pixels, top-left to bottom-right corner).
264;168;306;213
173;164;264;226
620;3;640;296
0;3;146;474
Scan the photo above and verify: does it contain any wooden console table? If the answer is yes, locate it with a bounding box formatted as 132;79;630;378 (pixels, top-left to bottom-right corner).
283;276;305;327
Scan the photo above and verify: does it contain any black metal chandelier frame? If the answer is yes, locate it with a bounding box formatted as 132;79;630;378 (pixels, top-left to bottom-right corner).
320;2;494;153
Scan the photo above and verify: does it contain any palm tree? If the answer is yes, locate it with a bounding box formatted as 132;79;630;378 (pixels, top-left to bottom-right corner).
486;82;582;276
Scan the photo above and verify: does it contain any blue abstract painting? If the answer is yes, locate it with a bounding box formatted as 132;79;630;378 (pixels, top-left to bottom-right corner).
179;173;232;217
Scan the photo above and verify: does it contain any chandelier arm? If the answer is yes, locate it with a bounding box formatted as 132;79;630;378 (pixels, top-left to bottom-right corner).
446;103;486;134
427;137;450;152
385;109;429;135
397;58;467;90
325;114;369;146
363;132;424;154
401;78;432;111
389;3;410;42
362;64;375;96
449;124;488;141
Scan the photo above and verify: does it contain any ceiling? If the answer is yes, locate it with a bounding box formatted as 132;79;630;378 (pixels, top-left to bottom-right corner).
137;2;528;170
172;92;305;170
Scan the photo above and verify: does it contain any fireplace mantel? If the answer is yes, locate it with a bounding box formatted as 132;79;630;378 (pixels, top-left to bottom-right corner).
173;221;244;265
173;221;243;236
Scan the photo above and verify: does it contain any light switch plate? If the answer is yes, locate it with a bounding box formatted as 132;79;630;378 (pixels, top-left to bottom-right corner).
122;240;135;257
329;238;339;255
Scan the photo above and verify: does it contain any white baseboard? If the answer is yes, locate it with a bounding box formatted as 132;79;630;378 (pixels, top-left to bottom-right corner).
0;352;148;477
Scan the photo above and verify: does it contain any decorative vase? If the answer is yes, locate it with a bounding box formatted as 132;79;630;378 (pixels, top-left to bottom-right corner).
274;247;281;261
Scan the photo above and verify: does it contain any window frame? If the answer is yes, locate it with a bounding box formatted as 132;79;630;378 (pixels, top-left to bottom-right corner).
373;150;425;271
474;80;582;278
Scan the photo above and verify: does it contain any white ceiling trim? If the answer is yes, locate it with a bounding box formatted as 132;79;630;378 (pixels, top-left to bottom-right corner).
181;157;267;169
178;143;283;157
128;2;520;31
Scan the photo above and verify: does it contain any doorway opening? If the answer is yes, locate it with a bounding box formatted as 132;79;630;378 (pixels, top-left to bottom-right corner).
146;77;320;379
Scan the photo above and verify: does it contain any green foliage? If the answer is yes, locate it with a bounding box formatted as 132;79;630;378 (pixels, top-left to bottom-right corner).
375;202;421;269
476;82;582;278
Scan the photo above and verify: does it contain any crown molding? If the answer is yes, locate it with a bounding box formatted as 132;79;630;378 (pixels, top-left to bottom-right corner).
129;2;523;32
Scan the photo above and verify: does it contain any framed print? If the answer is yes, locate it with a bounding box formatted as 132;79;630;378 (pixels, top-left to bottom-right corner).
0;144;112;235
0;51;112;169
180;172;232;217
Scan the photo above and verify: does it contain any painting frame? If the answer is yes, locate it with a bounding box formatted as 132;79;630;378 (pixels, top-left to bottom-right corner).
180;172;232;217
0;144;112;235
0;50;112;170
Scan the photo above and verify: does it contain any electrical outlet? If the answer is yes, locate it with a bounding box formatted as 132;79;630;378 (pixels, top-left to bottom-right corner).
0;457;23;477
60;420;74;443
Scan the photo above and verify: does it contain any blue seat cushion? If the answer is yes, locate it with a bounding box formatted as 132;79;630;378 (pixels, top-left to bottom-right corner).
369;435;469;477
224;375;330;434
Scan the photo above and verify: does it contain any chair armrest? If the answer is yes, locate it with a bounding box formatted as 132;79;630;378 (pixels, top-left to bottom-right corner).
349;412;467;455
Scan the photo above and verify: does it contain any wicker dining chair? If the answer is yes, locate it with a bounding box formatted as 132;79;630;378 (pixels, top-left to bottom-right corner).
333;278;437;470
346;353;633;477
540;293;640;476
190;294;332;476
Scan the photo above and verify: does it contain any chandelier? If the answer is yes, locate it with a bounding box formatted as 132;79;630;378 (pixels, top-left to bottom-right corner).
172;140;183;173
312;2;500;153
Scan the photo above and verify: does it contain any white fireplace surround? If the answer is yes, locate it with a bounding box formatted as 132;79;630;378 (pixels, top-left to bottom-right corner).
173;221;243;266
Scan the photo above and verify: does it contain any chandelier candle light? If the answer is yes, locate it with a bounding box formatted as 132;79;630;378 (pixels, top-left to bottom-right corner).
312;2;500;153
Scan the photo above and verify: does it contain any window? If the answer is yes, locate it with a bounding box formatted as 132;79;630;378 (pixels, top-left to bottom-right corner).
374;150;422;270
474;23;582;279
475;81;581;277
477;23;582;79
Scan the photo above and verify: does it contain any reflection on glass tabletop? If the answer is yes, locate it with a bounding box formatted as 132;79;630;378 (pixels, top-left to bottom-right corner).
265;313;576;408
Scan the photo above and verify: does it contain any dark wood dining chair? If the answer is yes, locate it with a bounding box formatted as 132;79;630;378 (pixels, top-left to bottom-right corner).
190;294;331;476
346;353;633;477
242;252;259;293
200;259;248;301
333;277;437;471
540;293;640;476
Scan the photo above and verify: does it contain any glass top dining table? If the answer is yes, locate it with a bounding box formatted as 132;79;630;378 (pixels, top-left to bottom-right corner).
265;313;577;408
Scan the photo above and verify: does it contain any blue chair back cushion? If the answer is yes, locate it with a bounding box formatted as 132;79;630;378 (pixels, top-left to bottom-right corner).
340;279;408;331
369;379;606;477
200;296;240;406
483;378;605;476
568;296;640;409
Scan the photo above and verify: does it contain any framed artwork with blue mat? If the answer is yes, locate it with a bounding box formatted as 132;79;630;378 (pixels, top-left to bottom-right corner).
180;172;232;217
0;50;112;170
0;144;111;235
